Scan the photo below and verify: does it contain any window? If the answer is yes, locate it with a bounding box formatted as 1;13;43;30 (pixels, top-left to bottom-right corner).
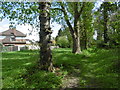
11;33;15;41
11;37;15;41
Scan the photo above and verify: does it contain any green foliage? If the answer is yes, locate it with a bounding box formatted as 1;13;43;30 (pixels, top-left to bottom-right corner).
1;2;39;25
94;2;120;48
1;1;119;88
56;28;72;48
80;2;94;50
0;43;3;52
56;36;69;48
0;2;40;32
1;2;119;49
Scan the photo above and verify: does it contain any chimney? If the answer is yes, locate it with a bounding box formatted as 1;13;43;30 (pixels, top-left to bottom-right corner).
13;26;16;36
9;25;16;36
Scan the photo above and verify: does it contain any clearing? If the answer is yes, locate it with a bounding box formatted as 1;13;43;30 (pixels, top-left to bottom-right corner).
2;48;119;88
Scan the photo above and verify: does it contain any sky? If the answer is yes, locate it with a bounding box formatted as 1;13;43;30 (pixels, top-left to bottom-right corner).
0;1;103;41
0;18;61;41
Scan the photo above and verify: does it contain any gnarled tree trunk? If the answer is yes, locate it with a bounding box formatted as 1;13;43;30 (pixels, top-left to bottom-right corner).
38;2;53;71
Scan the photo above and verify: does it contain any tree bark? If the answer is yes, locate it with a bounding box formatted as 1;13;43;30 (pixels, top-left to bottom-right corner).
103;2;109;44
80;37;87;50
72;3;81;54
73;13;81;53
80;25;87;50
72;35;81;54
38;2;53;71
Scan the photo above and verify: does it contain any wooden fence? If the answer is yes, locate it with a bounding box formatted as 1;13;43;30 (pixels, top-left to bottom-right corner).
0;46;19;52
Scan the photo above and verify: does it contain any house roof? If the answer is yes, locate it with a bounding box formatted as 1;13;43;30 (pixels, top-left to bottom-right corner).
2;36;26;44
0;29;26;37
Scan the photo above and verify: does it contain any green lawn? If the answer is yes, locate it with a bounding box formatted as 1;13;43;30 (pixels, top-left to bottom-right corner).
2;48;119;88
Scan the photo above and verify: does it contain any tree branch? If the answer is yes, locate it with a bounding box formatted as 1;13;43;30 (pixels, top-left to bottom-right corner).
78;2;85;18
50;8;64;12
59;3;74;35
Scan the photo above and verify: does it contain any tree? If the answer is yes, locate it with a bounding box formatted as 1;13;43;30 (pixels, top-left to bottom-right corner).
56;36;69;48
61;2;84;54
100;2;116;44
94;2;120;48
102;2;110;44
38;2;54;71
1;2;54;71
80;2;94;50
51;2;85;54
107;2;120;47
56;27;72;48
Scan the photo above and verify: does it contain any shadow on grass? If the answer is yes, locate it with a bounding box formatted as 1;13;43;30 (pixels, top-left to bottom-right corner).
52;48;119;88
2;48;119;88
21;64;62;88
53;50;87;76
79;48;119;88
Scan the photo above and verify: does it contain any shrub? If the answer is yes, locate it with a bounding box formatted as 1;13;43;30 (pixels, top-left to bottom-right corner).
56;36;69;48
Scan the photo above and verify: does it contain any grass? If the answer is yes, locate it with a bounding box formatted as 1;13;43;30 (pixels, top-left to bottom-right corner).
2;50;62;88
2;48;119;88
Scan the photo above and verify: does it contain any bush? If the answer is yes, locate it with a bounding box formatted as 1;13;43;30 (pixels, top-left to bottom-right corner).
56;36;70;48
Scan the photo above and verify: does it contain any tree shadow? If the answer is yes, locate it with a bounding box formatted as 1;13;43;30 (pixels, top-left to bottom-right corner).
52;48;119;88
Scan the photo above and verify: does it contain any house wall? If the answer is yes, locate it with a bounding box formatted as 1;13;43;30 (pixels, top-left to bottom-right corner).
0;36;5;39
15;44;27;51
16;37;24;39
26;44;40;50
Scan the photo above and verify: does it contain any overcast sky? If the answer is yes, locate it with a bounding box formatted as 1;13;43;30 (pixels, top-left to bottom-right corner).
0;18;61;41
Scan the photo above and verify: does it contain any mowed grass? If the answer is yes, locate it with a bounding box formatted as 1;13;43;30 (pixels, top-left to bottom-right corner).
2;50;39;88
2;50;62;88
2;48;119;88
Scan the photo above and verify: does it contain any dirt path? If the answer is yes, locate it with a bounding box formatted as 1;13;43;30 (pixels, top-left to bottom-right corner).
61;76;80;88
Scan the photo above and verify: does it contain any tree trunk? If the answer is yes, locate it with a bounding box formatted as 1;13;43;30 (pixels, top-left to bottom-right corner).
73;5;82;54
73;19;81;54
38;2;53;71
72;35;81;54
80;26;87;50
103;2;109;44
97;29;102;41
80;38;87;50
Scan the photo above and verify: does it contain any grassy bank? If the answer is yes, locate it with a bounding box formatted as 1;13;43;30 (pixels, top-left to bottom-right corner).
2;48;119;88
